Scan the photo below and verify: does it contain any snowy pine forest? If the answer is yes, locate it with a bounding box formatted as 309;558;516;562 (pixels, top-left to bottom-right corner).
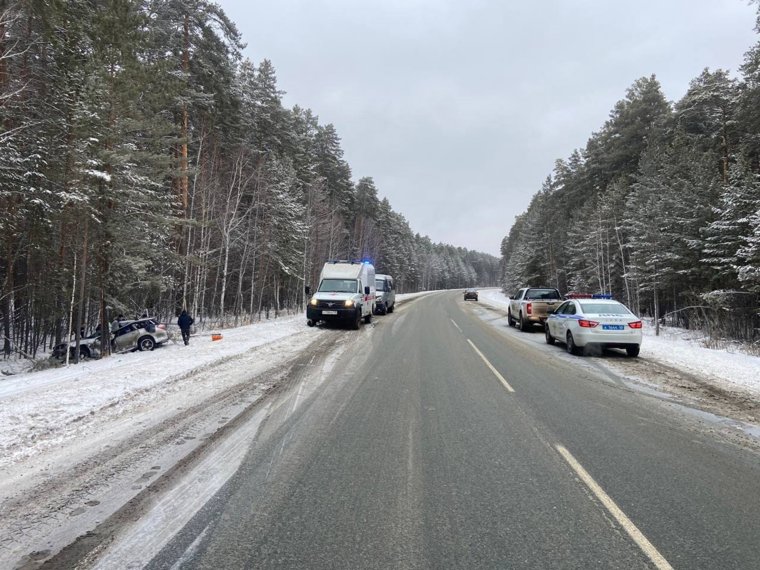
0;1;499;359
501;18;760;348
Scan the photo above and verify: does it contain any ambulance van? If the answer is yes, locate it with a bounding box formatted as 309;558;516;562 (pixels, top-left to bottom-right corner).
306;261;376;329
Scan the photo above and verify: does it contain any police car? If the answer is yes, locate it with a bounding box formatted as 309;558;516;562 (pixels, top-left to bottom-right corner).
544;295;642;357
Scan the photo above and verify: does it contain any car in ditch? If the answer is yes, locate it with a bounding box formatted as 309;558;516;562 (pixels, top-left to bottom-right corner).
51;331;103;360
544;297;642;357
111;318;170;352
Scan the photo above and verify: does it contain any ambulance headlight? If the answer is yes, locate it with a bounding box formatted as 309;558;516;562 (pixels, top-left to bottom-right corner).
310;297;317;306
344;299;354;307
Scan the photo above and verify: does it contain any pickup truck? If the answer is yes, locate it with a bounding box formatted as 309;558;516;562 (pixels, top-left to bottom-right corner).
507;287;563;331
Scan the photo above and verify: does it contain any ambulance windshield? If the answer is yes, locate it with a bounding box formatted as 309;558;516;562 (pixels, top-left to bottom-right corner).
318;279;358;293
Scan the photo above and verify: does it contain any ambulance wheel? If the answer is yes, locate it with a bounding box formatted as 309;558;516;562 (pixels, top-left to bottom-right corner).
364;312;372;324
307;319;315;327
352;310;361;330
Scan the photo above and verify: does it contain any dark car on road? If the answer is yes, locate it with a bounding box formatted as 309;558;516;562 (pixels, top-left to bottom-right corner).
464;288;478;301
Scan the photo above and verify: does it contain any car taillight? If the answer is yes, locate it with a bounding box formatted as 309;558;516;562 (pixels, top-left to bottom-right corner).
628;321;642;329
578;319;599;328
158;324;166;330
526;302;532;315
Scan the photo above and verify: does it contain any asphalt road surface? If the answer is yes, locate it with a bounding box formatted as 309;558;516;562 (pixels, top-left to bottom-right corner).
63;292;760;569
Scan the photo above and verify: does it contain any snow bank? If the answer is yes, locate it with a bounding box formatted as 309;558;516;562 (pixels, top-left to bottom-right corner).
396;290;445;302
0;316;316;466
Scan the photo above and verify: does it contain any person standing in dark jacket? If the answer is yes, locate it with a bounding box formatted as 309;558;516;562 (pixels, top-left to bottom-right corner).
178;309;194;346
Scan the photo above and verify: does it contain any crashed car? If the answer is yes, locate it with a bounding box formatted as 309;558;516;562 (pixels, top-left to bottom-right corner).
112;318;169;352
51;331;103;360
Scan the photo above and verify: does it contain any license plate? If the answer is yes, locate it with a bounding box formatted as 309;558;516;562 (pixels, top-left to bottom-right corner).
322;310;338;315
602;324;624;330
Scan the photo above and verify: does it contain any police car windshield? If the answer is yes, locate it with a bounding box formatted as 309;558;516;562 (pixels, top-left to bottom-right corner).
319;279;358;293
579;302;631;315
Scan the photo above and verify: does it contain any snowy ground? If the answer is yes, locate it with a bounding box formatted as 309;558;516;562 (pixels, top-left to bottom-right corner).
477;288;760;398
0;316;317;467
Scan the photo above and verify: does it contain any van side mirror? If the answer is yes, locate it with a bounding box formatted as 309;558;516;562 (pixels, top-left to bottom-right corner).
305;286;311;296
364;286;370;295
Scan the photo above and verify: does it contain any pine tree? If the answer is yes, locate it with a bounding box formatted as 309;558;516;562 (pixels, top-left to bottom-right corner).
701;163;760;289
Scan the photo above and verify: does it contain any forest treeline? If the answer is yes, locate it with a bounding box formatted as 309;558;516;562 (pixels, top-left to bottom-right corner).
0;1;499;358
500;12;760;346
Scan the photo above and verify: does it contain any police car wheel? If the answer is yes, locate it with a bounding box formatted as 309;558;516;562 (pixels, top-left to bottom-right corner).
566;332;581;356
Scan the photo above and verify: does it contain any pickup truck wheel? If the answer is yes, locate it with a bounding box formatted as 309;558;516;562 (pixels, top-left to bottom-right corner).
507;310;515;327
545;327;555;345
518;312;529;332
566;332;581;356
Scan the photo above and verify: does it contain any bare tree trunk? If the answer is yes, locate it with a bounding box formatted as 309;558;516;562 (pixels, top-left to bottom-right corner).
219;231;231;326
65;253;77;366
653;266;660;337
183;129;204;309
257;256;271;318
0;14;7;98
301;186;312;311
614;222;631;309
73;216;89;363
217;151;250;326
234;238;250;326
1;236;15;357
274;276;280;317
180;14;190;213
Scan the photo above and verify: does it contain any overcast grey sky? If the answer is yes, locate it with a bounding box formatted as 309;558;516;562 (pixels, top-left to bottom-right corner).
216;0;757;256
